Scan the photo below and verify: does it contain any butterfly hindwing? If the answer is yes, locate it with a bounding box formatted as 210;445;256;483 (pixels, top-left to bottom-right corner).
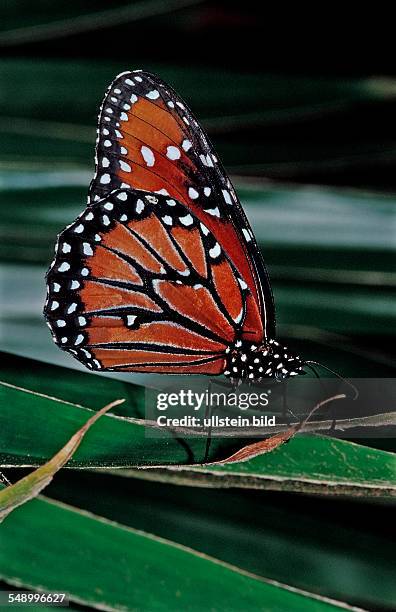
44;188;263;373
89;70;275;340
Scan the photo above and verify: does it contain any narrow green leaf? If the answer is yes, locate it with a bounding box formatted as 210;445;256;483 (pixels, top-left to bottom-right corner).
0;398;124;522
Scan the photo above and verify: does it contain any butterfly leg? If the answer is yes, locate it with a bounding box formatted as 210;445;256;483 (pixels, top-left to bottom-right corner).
328;401;337;432
203;379;214;463
203;377;239;462
281;380;298;425
308;367;337;432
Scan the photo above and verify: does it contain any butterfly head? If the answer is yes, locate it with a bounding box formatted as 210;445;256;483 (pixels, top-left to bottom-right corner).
224;338;304;383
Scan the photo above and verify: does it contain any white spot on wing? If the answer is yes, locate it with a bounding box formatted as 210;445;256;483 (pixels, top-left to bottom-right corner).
166;146;181;160
100;174;110;184
205;207;220;217
179;214;194;226
141;146;155;167
136;199;145;214
83;243;93;256
58;262;70;272
188;187;199;199
242;228;252;242
146;90;160;100
200;153;214;168
209;242;221;258
222;189;232;204
119;160;131;172
234;308;244;324
182;139;192;151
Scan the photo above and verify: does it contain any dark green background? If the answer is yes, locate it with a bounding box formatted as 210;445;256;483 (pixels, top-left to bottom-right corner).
0;2;395;611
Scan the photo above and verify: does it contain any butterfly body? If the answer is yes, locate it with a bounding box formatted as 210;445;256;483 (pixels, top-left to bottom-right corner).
44;70;305;383
224;339;303;383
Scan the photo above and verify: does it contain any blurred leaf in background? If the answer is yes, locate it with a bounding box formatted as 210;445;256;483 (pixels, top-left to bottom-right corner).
0;1;395;611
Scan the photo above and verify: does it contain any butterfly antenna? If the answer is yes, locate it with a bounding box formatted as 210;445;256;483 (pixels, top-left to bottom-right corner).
305;360;359;400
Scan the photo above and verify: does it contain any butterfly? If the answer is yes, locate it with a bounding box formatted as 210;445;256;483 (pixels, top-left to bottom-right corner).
44;69;305;383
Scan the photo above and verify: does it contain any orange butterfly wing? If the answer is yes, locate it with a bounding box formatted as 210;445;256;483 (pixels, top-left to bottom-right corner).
88;70;275;342
44;189;262;373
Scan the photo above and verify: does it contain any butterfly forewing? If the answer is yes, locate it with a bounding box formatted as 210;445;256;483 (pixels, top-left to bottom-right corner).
44;189;263;373
89;70;275;340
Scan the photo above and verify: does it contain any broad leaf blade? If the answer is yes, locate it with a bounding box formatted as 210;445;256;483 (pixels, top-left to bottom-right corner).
0;492;363;612
45;470;396;610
